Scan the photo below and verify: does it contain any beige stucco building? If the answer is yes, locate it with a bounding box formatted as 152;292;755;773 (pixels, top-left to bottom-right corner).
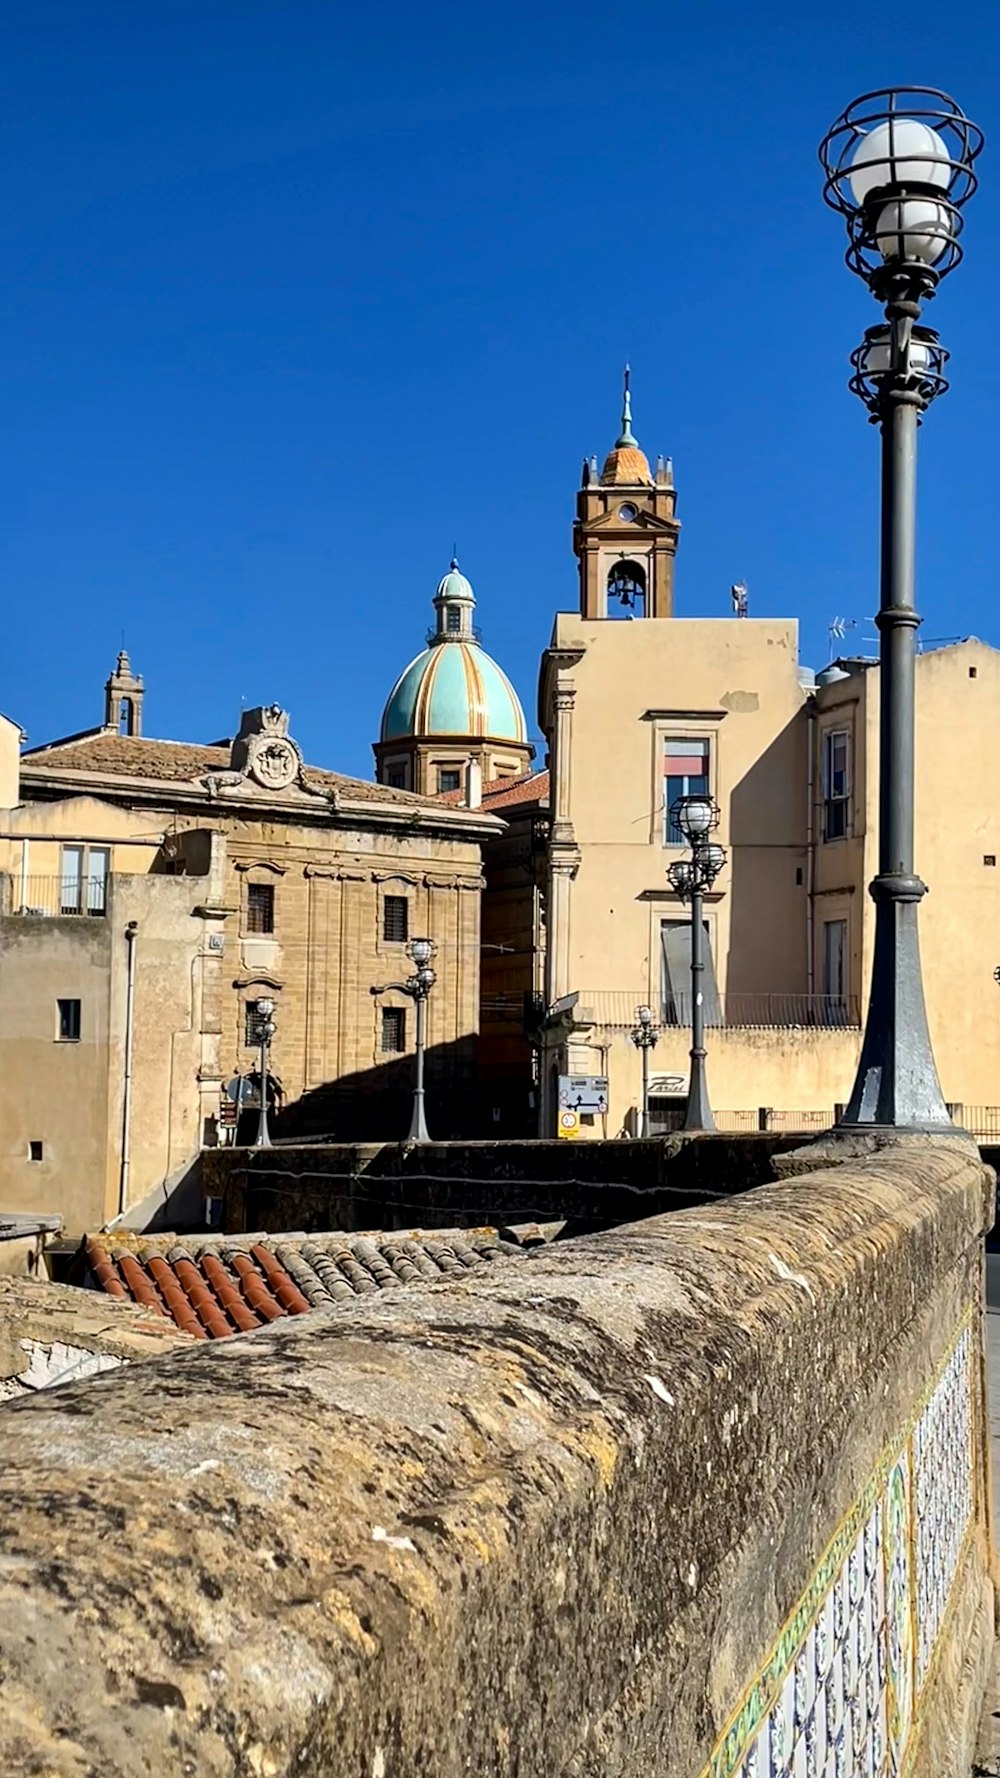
533;386;1000;1137
0;659;500;1233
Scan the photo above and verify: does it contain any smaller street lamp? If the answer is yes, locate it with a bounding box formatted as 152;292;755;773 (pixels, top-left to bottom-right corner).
254;997;277;1149
667;795;727;1133
630;1003;659;1138
372;937;437;1142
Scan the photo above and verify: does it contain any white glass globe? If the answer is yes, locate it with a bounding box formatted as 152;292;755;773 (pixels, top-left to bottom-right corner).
849;118;951;204
872;197;950;264
679;797;713;839
861;332;933;377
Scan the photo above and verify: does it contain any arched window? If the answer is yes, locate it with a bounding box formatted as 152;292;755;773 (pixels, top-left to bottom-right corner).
606;558;647;619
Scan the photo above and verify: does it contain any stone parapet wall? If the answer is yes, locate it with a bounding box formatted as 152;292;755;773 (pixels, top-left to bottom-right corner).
205;1131;807;1236
0;1139;993;1775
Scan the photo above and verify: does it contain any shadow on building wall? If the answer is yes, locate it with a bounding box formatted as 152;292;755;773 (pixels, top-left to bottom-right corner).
273;1038;480;1144
724;710;809;1000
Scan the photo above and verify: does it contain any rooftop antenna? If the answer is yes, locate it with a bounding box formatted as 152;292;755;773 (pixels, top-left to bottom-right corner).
827;616;859;661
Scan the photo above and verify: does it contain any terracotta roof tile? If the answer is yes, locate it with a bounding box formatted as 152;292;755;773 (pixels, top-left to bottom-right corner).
20;732;462;812
83;1227;530;1339
436;769;549;811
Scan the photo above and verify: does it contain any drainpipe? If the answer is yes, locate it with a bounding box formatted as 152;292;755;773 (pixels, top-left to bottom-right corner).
118;921;139;1218
806;699;816;999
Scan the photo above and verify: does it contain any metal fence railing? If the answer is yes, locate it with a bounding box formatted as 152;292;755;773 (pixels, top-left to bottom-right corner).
7;875;108;917
959;1108;1000;1142
575;992;861;1032
650;1105;837;1134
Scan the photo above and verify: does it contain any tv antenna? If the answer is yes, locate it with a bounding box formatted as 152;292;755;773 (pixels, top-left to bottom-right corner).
827;616;858;660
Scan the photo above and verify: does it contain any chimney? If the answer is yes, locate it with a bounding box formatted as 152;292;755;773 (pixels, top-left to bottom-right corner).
465;757;483;810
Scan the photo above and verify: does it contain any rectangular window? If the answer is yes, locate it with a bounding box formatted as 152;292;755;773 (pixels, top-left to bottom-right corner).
60;845;83;914
381;1006;406;1052
87;847;110;914
246;882;275;934
438;768;462;794
383;895;409;943
387;767;407;790
664;738;710;844
57;999;81;1042
660;921;722;1027
446;607;461;633
29;1140;43;1162
823;730;850;841
823;919;848;1024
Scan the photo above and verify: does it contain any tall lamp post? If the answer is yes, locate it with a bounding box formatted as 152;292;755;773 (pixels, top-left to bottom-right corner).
667;795;727;1133
820;89;982;1129
372;937;437;1142
630;1004;659;1138
254;997;276;1149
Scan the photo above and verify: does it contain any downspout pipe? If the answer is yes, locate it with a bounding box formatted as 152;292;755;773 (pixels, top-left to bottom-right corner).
118;921;139;1218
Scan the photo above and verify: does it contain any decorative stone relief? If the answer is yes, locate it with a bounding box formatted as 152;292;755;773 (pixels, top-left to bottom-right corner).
701;1319;974;1778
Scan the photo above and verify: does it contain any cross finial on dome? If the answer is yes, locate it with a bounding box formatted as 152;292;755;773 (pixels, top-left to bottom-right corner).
616;363;637;448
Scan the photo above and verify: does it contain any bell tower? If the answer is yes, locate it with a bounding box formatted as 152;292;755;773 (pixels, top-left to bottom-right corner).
104;650;144;737
573;369;680;620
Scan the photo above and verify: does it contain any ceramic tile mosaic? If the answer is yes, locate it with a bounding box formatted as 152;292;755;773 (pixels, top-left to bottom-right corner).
700;1316;975;1778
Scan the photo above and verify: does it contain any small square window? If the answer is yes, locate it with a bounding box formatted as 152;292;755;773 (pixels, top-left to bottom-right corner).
381;1006;406;1053
57;999;81;1042
438;768;462;794
985;855;996;868
246;882;275;934
383;896;409;943
28;1141;43;1163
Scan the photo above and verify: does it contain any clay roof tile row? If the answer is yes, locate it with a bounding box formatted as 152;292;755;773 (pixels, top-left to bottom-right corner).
83;1227;530;1340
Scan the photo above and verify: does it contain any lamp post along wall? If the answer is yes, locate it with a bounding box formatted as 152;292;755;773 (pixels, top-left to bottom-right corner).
630;1004;659;1138
372;938;437;1144
667;798;727;1134
254;998;276;1150
820;88;982;1130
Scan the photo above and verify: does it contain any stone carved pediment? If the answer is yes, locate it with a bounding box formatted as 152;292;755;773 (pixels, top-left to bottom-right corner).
580;506;675;537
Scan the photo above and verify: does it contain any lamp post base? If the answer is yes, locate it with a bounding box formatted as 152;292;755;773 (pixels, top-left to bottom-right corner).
408;1092;430;1143
839;875;953;1131
683;1048;717;1133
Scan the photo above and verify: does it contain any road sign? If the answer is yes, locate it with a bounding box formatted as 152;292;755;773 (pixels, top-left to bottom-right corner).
558;1109;581;1140
558;1074;608;1115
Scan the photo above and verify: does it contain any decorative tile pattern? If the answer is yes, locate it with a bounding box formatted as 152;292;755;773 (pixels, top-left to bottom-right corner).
912;1326;973;1684
701;1316;976;1778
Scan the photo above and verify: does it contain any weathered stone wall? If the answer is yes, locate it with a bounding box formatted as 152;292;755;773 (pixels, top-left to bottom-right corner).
205;1131;807;1236
0;1139;993;1776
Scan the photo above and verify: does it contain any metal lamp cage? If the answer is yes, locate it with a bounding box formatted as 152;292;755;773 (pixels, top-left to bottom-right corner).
849;322;950;417
819;87;983;289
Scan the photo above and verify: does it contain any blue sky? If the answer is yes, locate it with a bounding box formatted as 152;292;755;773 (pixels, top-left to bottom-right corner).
1;1;998;777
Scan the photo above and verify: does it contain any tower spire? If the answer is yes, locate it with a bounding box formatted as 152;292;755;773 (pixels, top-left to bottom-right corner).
616;363;637;447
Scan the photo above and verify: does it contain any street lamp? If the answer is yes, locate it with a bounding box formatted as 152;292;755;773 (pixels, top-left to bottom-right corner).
667;795;727;1132
820;88;982;1130
254;997;276;1149
630;1003;659;1138
372;937;437;1142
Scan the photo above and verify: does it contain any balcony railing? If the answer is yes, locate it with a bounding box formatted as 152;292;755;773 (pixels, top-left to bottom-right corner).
572;991;862;1031
8;875;108;918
